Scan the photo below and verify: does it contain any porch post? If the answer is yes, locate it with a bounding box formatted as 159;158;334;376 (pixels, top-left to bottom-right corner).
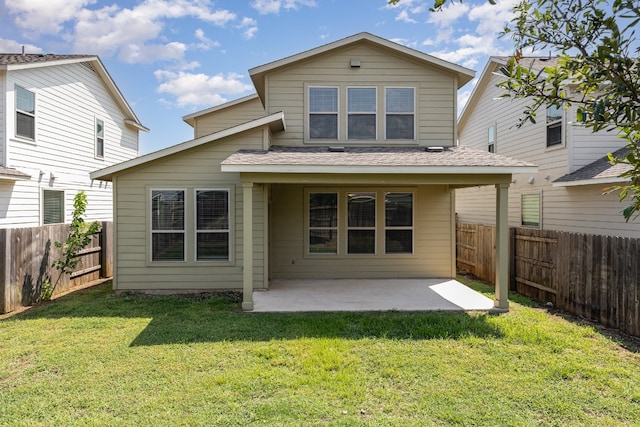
242;182;254;311
495;182;509;310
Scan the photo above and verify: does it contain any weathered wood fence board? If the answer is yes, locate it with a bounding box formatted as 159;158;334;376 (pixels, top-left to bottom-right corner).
0;221;113;314
456;222;640;337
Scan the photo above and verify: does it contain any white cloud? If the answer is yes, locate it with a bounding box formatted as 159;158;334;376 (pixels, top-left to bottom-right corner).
251;0;316;15
468;0;518;35
0;38;43;53
154;70;253;108
5;0;94;35
194;29;221;50
7;0;236;64
427;1;470;28
238;17;259;40
385;0;428;24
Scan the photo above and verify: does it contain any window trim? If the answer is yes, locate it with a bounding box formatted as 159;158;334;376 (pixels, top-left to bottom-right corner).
15;85;36;141
347;86;377;140
194;188;233;262
150;188;186;263
42;189;65;225
307;191;339;255
546;104;564;149
488;123;496;153
384;192;414;254
521;192;542;228
305;188;415;258
308;85;339;140
384;86;416;141
95;118;105;159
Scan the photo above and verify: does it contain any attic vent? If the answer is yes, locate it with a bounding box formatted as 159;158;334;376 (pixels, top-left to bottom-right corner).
81;62;96;73
350;58;361;68
426;146;444;152
328;146;345;152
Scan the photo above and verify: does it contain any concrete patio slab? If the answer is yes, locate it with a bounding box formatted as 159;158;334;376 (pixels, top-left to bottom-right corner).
251;278;496;312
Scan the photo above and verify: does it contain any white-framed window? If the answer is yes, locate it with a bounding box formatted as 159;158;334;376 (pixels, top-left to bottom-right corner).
195;189;230;261
347;192;376;254
16;85;36;140
309;86;339;139
385;87;415;140
43;190;64;225
308;192;338;254
347;87;376;139
384;192;413;254
95;118;104;158
151;189;185;262
521;193;541;227
546;104;563;147
488;124;496;153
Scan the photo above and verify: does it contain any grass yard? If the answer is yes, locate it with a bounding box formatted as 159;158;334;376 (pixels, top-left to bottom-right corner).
1;278;639;426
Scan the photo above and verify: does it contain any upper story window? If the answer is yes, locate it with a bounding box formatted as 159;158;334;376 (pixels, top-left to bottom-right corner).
488;124;496;153
546;104;563;147
309;86;338;139
385;87;415;140
347;87;376;139
16;85;36;140
95;118;105;158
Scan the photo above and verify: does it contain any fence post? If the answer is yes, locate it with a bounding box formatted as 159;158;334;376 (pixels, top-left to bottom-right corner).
0;229;9;314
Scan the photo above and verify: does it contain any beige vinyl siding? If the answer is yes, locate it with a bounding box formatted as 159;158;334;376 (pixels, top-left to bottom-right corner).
193;96;266;138
270;183;453;279
113;130;266;291
569;114;626;172
1;63;138;227
265;44;456;147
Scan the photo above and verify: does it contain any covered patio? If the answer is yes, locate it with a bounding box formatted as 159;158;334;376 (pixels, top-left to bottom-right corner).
252;278;496;312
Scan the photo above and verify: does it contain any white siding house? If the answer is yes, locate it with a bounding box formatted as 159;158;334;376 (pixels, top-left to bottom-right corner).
455;57;636;238
0;54;147;228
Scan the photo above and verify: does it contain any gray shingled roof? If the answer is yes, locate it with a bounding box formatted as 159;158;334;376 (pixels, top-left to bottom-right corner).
0;166;30;180
554;147;632;184
493;56;561;72
222;145;535;168
0;54;95;66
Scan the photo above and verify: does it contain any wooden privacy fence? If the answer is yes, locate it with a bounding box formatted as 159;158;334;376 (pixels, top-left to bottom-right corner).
0;221;113;314
456;222;640;337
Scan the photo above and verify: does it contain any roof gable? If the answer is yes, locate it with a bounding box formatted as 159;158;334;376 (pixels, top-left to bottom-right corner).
249;32;475;106
0;53;147;132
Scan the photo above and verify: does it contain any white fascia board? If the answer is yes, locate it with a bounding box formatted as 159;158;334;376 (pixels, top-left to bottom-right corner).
91;112;285;181
221;164;538;175
552;176;628;187
2;56;98;71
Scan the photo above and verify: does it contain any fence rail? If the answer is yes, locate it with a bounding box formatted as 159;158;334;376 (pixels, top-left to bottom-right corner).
1;221;113;314
456;222;640;337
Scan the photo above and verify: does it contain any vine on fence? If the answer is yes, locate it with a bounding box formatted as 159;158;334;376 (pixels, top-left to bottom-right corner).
40;191;101;301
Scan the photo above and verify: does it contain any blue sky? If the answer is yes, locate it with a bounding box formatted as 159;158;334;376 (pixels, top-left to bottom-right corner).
0;0;518;154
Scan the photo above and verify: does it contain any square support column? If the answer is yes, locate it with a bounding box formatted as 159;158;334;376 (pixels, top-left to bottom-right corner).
495;182;509;310
242;182;254;311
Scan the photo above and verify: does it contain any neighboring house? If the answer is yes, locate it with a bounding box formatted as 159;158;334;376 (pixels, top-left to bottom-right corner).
0;53;147;228
456;56;636;238
91;33;536;310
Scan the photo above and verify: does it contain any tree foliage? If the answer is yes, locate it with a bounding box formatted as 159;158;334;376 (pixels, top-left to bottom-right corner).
390;0;640;220
500;0;640;220
41;191;101;301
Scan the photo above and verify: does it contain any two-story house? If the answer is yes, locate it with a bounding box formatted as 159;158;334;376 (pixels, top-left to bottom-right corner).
455;56;636;238
0;53;147;228
91;33;536;310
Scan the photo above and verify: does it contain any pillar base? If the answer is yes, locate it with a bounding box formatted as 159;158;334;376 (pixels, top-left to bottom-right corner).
242;301;254;311
494;298;509;310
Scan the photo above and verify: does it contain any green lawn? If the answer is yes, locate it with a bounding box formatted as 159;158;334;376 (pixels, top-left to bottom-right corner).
1;278;639;426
